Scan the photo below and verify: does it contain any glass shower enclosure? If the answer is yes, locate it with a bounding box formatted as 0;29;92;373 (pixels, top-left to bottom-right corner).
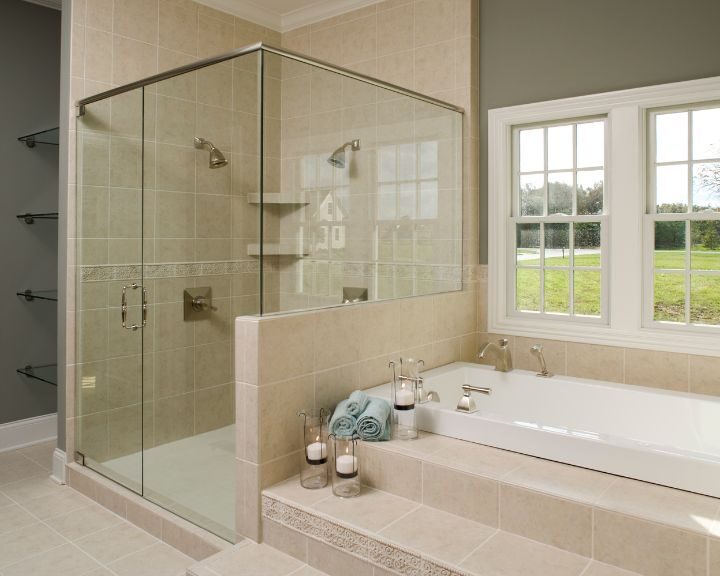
74;44;462;542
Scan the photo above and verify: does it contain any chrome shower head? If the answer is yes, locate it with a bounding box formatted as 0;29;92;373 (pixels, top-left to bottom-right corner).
328;139;360;168
194;137;228;169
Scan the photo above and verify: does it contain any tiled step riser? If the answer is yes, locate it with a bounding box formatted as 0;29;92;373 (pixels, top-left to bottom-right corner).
358;443;713;576
263;496;473;576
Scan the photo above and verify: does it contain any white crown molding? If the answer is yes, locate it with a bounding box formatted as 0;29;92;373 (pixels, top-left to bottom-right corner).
22;0;62;10
193;0;382;33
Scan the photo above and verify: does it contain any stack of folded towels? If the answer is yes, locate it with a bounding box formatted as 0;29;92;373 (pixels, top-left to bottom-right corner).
329;390;391;441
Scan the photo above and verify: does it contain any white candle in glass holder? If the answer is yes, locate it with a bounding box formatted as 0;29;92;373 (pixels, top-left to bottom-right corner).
336;454;358;475
306;441;327;461
394;384;414;407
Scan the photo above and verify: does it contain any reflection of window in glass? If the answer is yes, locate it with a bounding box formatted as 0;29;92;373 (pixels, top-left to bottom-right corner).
327;201;334;217
376;140;440;220
650;105;720;326
513;119;606;319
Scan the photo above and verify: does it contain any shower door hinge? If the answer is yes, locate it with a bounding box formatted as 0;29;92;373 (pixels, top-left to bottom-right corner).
77;104;85;117
74;451;85;466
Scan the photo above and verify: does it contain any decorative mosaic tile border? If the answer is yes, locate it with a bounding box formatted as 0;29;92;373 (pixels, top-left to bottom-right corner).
262;494;474;576
80;260;262;282
80;260;467;284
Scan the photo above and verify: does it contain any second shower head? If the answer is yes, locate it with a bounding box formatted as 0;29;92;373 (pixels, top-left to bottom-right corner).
328;139;360;168
194;137;228;169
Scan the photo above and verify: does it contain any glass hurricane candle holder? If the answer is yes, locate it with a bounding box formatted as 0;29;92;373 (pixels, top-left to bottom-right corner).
390;358;418;440
298;409;329;489
330;434;360;498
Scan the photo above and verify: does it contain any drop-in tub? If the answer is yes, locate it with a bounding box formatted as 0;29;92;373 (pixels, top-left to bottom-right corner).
366;362;720;497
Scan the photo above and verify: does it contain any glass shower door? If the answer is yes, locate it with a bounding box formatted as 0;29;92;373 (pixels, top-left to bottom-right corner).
75;87;146;494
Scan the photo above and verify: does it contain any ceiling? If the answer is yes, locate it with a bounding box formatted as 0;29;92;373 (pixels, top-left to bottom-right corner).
195;0;381;32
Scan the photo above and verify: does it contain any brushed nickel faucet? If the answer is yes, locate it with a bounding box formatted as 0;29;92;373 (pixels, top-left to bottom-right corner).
530;344;553;377
456;384;491;413
478;338;513;372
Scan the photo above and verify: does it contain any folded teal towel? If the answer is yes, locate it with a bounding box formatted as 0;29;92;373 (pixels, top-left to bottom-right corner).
357;398;392;441
346;390;370;417
330;399;356;437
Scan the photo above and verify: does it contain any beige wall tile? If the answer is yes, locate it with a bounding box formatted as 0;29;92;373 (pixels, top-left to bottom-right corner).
359;444;422;502
377;3;414;56
499;484;592;556
159;0;198;56
624;349;688;392
84;28;112;83
86;0;112;31
259;375;314;462
114;0;158;45
414;0;455;48
195;383;235;434
566;342;624;383
690;354;720;396
113;36;158;86
422;462;498;526
198;14;234;59
262;518;308;563
594;509;706;576
257;314;314;385
414;41;455;95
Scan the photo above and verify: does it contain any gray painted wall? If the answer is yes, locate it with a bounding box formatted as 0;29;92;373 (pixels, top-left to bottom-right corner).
480;0;720;263
0;0;61;425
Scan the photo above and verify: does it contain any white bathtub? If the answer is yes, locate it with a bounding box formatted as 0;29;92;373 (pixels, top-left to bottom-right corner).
366;362;720;498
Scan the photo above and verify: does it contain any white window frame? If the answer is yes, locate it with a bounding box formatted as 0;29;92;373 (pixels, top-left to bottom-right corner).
488;75;720;357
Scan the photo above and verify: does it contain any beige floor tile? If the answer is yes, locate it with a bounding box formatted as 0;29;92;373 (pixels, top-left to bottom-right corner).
460;532;588;576
45;504;123;540
504;459;616;503
108;542;193;576
0;504;37;534
379;505;495;563
2;542;101;576
312;487;419;532
0;453;48;485
595;477;720;535
583;561;643;576
76;520;158;564
424;441;530;479
204;543;304;576
0;474;61;502
21;488;93;520
0;522;66;569
17;442;56;471
290;567;327;576
264;477;333;507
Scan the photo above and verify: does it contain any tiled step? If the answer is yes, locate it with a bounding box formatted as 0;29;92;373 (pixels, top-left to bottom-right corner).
187;541;330;576
262;478;641;576
356;432;720;576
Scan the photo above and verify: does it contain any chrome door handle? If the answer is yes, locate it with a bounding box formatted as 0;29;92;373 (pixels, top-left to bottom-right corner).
121;284;145;331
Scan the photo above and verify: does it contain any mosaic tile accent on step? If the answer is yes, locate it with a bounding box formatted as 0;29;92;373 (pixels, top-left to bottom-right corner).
80;260;262;281
262;495;474;576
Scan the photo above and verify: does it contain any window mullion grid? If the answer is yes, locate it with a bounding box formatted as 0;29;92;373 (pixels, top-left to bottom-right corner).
540;222;545;313
685;112;693;325
569;222;575;316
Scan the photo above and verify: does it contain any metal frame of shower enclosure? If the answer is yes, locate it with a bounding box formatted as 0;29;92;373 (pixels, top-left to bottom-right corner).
76;42;465;115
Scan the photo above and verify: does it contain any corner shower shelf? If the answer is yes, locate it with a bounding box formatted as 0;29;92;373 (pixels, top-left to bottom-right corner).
247;243;309;257
16;289;58;302
18;127;60;148
16;212;59;224
17;364;57;386
247;193;309;205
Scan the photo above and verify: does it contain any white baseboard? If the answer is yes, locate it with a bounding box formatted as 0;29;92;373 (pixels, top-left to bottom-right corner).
0;413;57;453
51;449;66;484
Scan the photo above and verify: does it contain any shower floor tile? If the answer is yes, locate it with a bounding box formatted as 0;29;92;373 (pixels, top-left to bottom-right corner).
101;425;235;540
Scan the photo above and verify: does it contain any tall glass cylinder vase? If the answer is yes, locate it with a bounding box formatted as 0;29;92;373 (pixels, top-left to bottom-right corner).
298;409;329;489
330;434;360;498
392;372;418;441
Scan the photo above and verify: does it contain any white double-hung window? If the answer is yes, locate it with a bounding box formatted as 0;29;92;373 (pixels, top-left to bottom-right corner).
488;77;720;355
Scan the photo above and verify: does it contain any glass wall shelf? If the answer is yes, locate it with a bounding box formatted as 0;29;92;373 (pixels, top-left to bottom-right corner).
16;212;59;224
16;289;58;302
247;193;308;205
18;127;59;148
17;364;57;386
